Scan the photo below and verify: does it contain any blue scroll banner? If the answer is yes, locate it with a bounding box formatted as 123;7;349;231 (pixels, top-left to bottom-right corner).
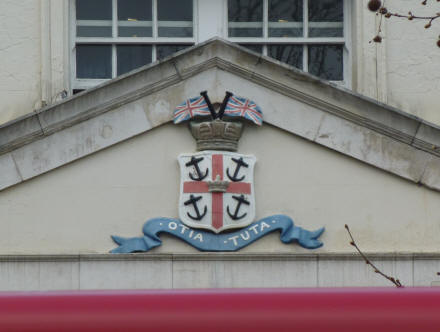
111;215;324;253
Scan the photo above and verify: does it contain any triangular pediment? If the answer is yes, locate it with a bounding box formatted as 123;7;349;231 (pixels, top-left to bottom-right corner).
1;37;440;192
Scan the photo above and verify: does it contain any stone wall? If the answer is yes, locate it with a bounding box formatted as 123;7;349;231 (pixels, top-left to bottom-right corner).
0;254;438;290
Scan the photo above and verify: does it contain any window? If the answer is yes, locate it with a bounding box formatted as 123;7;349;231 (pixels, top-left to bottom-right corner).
71;0;350;91
227;0;350;82
72;0;195;90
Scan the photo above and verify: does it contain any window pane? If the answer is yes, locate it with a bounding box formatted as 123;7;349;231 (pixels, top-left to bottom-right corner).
76;45;112;79
228;0;263;37
308;0;343;37
268;0;303;37
76;0;112;37
117;45;152;75
239;44;263;53
158;0;193;37
157;44;192;60
118;0;152;37
268;45;302;69
76;0;111;20
308;45;343;80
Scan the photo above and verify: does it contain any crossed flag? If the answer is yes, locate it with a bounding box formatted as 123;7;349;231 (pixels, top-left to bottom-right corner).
173;91;263;126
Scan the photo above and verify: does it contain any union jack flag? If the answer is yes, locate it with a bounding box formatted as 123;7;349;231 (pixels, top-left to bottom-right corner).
173;96;211;124
224;96;263;126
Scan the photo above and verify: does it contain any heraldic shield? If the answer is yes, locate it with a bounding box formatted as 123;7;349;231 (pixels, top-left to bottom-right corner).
178;151;256;233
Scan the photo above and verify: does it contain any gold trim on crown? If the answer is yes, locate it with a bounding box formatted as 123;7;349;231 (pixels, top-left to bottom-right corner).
190;119;243;152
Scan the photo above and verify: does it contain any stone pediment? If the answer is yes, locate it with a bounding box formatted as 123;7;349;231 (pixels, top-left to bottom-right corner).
1;37;440;192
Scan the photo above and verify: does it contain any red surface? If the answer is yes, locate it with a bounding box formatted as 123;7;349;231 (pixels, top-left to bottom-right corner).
183;181;209;193
183;182;251;195
212;154;223;229
0;288;439;332
226;182;251;194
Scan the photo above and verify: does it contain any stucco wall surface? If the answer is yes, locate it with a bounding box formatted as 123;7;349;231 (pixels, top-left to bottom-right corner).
0;121;439;255
384;0;440;124
0;0;42;124
355;0;440;125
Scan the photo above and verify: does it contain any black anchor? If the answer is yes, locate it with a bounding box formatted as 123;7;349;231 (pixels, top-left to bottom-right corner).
227;194;250;220
186;156;208;181
184;194;207;221
226;157;249;182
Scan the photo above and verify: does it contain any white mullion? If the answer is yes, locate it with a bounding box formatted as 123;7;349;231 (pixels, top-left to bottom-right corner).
224;0;229;38
302;44;308;72
112;45;117;78
193;0;198;43
76;37;196;44
228;37;344;44
70;0;77;87
261;0;268;56
152;0;158;62
303;0;308;72
153;0;158;38
112;0;117;38
152;45;157;62
112;0;117;78
343;0;351;87
263;0;268;39
303;0;308;38
152;0;157;62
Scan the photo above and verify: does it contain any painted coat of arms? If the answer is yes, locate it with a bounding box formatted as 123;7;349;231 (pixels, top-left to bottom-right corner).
111;91;324;253
178;151;256;233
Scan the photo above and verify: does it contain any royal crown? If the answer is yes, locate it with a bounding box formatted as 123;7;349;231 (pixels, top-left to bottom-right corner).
190;119;243;151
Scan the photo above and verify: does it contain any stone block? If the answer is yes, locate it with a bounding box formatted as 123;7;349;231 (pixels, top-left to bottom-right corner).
12;105;151;180
0;114;43;154
172;258;318;288
0;261;40;291
38;261;80;290
0;153;21;190
421;156;440;191
316;114;430;182
414;123;440;152
79;259;172;289
215;70;324;141
413;258;440;286
318;256;413;287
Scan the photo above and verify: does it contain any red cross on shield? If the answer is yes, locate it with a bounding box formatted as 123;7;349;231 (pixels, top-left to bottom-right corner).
178;151;256;233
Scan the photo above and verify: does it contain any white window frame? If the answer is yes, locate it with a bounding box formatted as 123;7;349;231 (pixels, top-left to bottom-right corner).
69;0;351;91
70;0;197;91
224;0;351;87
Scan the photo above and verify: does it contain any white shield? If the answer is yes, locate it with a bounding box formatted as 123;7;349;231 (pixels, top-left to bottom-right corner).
178;151;256;233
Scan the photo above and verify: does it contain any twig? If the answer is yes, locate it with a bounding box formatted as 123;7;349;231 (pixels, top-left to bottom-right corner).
368;0;440;46
345;224;403;288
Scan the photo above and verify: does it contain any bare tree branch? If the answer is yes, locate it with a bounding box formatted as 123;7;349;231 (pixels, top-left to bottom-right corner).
345;224;403;288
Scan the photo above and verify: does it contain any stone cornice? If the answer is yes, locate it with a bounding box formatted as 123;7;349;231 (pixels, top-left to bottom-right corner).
0;252;438;262
1;38;439;192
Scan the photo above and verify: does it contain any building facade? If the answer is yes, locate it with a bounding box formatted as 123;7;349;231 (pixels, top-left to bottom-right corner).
0;0;440;290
